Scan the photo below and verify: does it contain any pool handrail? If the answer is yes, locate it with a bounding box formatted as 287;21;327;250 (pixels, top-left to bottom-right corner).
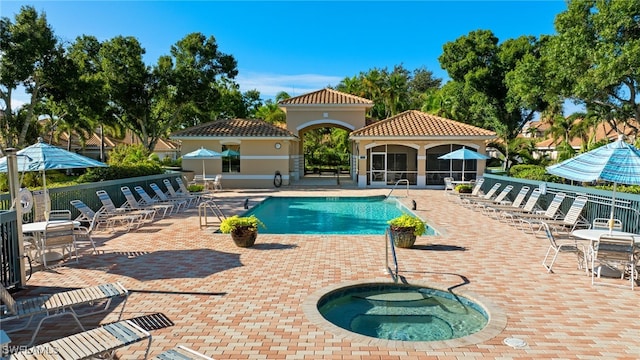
387;179;410;198
385;228;399;283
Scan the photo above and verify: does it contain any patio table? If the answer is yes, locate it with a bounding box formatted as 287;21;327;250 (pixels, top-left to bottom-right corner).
22;220;80;262
571;229;640;243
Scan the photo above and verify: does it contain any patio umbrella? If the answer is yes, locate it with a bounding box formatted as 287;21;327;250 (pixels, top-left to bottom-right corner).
546;135;640;231
0;138;108;212
438;147;490;181
220;149;240;172
182;147;221;178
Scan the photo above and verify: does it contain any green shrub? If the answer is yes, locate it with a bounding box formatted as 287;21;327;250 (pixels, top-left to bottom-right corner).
219;215;265;233
455;184;473;193
508;164;562;182
187;184;204;192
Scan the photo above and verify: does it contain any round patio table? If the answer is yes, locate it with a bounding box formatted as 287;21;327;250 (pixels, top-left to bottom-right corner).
22;220;81;262
571;229;640;243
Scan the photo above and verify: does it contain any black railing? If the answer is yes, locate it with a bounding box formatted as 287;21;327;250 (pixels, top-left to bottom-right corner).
1;210;20;289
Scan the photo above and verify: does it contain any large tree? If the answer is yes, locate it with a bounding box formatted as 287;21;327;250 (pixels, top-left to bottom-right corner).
0;5;59;152
438;30;549;168
545;0;640;137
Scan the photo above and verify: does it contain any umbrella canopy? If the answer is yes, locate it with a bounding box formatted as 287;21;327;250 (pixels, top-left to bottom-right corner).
546;135;640;230
220;149;240;157
0;138;108;213
438;147;490;181
182;147;221;178
0;138;108;172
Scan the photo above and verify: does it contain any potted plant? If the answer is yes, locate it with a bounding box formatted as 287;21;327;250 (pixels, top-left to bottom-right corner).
455;184;473;193
387;213;426;248
219;215;265;247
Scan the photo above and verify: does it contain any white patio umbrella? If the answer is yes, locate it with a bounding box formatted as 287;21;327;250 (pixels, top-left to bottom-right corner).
546;135;640;231
438;147;490;181
182;147;221;178
0;138;108;212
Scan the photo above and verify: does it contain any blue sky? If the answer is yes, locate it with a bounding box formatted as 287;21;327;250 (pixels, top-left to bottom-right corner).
3;0;570;107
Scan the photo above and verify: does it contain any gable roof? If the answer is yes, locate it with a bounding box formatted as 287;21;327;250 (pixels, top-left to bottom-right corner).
278;88;374;106
350;110;496;139
171;118;298;139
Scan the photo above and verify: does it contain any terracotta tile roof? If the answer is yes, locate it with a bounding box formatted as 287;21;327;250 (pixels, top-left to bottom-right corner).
534;118;639;149
350;110;496;138
171;118;298;138
278;88;374;106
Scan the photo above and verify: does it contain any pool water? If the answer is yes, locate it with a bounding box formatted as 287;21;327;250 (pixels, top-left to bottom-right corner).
243;196;434;235
318;284;488;342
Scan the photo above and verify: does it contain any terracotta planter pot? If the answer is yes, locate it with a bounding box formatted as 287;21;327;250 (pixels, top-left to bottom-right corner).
389;226;417;248
230;227;258;247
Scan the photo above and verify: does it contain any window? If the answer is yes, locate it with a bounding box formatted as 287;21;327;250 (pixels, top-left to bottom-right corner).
222;145;240;173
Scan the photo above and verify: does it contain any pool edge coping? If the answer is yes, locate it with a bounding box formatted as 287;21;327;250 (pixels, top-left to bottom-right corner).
302;278;507;351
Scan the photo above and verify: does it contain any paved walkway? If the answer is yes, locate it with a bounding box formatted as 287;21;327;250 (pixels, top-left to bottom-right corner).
5;188;639;359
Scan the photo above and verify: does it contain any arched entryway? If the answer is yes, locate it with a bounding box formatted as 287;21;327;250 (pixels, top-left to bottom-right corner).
298;121;354;180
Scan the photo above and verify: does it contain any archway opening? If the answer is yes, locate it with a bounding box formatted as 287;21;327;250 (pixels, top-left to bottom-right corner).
300;126;351;177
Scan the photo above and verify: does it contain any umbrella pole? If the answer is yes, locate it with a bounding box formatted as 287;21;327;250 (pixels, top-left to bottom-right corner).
202;160;206;178
42;170;50;215
462;160;466;181
609;182;617;234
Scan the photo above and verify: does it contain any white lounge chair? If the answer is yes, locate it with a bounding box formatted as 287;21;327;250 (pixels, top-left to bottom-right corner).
134;186;175;217
8;319;151;359
150;182;188;212
1;282;129;346
152;345;214;360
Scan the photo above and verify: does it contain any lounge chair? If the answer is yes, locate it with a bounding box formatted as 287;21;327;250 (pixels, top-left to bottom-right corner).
524;195;590;235
465;184;514;211
121;186;170;219
460;182;500;208
482;186;530;219
1;282;129;346
176;177;203;204
512;192;567;232
163;179;198;207
71;199;136;234
541;221;584;273
447;178;485;201
96;190;148;230
499;188;542;224
134;186;175;217
8;319;151;359
150;183;188;212
589;234;638;290
152;345;214;360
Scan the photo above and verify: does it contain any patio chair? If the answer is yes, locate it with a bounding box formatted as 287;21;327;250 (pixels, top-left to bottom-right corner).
460;181;500;208
121;186;168;219
499;188;543;224
45;209;71;221
541;221;584;273
589;234;638;290
150;182;188;212
592;217;623;231
513;192;567;232
163;179;198;207
71;199;135;233
443;177;455;192
8;319;151;359
134;186;175;217
0;282;129;347
449;178;485;201
176;176;202;204
212;174;223;191
41;221;78;268
482;186;530;218
152;345;214;360
526;195;590;235
465;184;514;211
96;190;147;230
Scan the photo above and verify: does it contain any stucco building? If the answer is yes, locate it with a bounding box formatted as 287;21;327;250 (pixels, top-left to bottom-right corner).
171;88;496;188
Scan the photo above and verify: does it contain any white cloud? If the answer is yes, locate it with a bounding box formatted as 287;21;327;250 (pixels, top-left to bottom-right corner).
235;72;344;100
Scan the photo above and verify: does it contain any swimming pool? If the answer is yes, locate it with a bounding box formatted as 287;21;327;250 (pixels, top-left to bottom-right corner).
242;196;435;235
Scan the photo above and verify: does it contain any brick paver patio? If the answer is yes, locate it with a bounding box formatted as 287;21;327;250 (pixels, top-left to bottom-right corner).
4;188;639;359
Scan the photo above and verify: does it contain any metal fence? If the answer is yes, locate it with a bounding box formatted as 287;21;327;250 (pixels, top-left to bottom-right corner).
0;210;20;288
482;174;640;234
0;172;182;288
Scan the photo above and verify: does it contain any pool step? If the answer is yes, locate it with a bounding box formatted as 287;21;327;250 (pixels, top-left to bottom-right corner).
353;292;440;307
350;314;453;341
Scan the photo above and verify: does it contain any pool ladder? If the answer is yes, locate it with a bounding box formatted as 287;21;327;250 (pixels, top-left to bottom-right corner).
386;179;409;198
385;228;399;283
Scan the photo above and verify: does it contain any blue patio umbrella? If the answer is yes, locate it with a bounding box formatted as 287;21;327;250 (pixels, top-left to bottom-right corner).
182;147;221;178
438;147;490;181
0;138;108;212
220;149;240;172
546;135;640;230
